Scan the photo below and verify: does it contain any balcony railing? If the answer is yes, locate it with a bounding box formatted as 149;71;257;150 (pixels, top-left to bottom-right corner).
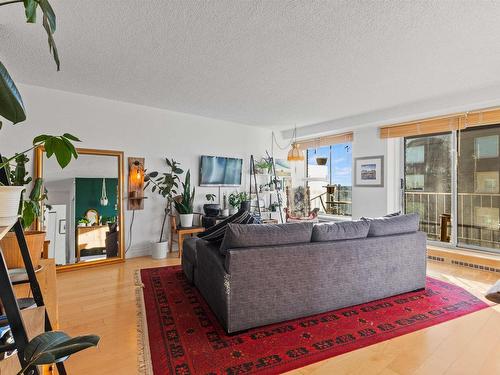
405;191;500;250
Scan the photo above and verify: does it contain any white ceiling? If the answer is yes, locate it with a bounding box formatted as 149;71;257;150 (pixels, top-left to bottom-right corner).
2;1;500;131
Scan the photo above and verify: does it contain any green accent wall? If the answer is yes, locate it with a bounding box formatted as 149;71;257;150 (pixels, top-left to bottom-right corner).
75;178;118;222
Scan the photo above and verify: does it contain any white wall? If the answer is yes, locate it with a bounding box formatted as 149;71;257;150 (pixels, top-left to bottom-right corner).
0;84;274;257
351;127;388;218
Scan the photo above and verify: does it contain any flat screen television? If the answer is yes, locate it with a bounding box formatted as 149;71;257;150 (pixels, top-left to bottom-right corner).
199;155;243;186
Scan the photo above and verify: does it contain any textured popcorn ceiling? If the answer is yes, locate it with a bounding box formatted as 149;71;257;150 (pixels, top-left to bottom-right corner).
1;1;500;130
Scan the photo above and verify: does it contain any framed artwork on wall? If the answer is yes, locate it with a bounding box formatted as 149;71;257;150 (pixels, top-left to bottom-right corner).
354;155;384;187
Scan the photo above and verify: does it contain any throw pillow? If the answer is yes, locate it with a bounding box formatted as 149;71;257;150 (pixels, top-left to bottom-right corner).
365;213;420;237
219;221;313;255
198;210;253;243
311;220;370;242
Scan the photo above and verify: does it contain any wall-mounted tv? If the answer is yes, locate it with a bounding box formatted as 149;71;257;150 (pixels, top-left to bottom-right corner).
199;155;243;186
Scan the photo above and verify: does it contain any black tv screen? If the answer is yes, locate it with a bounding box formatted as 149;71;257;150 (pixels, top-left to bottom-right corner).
200;155;243;186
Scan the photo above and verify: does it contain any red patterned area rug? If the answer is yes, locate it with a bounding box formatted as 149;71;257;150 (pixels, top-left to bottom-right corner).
136;266;488;375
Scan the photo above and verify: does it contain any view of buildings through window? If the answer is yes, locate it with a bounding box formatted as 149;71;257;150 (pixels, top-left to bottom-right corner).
306;143;352;216
404;125;500;252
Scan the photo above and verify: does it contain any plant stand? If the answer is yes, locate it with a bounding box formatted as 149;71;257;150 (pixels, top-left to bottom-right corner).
0;155;66;375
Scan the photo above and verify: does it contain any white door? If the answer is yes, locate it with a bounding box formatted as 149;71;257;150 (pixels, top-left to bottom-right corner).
46;204;67;265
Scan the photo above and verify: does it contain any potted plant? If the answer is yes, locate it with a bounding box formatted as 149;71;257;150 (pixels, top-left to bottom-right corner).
203;193;220;217
0;135;80;269
0;0;99;367
0;0;61;233
228;192;240;215
255;158;273;174
174;170;195;227
316;157;328;165
144;158;183;258
239;192;251;212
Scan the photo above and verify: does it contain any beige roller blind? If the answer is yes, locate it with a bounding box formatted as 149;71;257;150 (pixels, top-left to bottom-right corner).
379;107;500;139
296;132;353;150
379;116;463;139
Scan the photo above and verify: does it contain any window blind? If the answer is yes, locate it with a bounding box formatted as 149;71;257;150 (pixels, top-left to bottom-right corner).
296;132;353;150
379;107;500;139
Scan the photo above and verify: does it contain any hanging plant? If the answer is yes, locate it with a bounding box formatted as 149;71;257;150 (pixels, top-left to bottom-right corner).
316;157;328;165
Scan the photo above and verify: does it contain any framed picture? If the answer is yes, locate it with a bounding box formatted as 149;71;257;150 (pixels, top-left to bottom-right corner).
354;156;384;187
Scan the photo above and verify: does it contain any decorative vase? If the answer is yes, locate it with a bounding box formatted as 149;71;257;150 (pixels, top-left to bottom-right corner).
316;157;328;165
151;241;168;259
179;214;194;228
0;231;46;269
0;186;24;237
203;204;220;217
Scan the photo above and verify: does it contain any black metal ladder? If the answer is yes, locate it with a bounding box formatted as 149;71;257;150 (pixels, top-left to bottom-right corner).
0;154;66;375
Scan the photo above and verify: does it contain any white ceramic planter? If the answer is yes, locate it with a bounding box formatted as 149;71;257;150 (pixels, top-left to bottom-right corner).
229;208;238;215
0;186;24;230
152;241;168;259
179;213;194;228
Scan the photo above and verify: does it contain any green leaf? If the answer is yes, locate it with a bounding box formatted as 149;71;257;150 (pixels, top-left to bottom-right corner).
33;134;50;144
60;136;78;159
38;0;56;32
62;133;80;142
23;0;38;23
52;138;71;168
42;13;60;70
21;332;99;372
0;61;26;124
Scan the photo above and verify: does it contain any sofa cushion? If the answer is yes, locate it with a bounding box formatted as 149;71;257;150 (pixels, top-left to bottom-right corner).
366;213;420;237
198;210;254;243
219;221;313;255
311;220;369;242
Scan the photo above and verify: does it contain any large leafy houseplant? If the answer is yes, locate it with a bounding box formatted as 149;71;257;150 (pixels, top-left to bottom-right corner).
0;1;99;371
144;158;184;243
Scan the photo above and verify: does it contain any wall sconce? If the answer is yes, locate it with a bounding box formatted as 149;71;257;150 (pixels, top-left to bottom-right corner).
128;157;145;210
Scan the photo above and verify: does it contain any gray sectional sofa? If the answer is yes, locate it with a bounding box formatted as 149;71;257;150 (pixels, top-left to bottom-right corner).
182;213;426;333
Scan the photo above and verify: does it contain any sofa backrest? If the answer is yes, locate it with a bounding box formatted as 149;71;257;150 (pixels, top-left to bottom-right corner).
365;213;420;237
219;221;313;255
311;220;369;242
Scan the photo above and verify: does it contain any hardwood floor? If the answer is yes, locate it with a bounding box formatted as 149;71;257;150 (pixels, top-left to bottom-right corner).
55;255;500;375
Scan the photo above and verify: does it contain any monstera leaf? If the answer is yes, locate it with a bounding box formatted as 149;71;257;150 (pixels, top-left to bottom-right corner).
0;61;26;126
18;331;100;375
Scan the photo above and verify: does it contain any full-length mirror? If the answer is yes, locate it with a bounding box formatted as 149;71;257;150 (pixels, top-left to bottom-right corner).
35;148;125;270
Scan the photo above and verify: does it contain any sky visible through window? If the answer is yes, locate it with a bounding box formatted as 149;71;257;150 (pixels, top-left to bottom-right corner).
307;143;352;186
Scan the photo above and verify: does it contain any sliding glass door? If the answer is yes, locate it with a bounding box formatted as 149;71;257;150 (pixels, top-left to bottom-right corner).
404;134;452;243
404;125;500;253
457;125;500;251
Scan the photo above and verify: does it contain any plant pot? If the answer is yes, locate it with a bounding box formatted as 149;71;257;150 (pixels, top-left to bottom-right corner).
239;201;251;212
0;231;45;269
0;186;24;232
229;208;238;215
179;214;194;228
151;241;168;259
316;157;328;165
221;209;229;217
203;204;220;217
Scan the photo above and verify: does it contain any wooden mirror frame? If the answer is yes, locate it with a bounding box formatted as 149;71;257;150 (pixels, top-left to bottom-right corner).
35;147;125;271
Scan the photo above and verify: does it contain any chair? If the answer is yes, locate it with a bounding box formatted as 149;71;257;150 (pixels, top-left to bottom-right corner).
285;186;320;222
169;213;204;258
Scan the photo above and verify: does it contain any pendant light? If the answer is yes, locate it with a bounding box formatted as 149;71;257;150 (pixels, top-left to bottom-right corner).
287;125;305;162
100;178;109;206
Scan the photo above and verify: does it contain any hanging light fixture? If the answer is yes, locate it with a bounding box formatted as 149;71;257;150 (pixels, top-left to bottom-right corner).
287;125;305;162
100;178;109;206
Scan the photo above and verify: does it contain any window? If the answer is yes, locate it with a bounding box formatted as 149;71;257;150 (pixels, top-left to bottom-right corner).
306;142;352;216
403;126;500;252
